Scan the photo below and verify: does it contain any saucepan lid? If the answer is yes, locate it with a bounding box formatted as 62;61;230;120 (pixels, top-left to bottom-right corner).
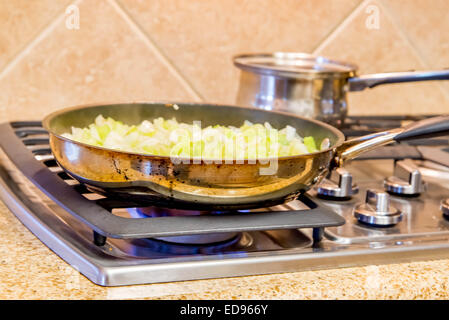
233;52;358;79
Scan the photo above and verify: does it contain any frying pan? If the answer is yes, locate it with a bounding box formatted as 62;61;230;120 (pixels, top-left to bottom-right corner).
43;102;449;210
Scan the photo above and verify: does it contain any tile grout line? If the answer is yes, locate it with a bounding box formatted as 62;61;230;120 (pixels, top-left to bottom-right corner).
376;0;449;101
108;0;204;102
0;0;83;82
312;0;371;55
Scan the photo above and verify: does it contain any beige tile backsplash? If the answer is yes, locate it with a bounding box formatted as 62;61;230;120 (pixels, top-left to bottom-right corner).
0;0;72;70
0;0;448;121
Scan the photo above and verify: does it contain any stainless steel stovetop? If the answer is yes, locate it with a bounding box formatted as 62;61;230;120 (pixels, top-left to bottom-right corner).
1;117;449;287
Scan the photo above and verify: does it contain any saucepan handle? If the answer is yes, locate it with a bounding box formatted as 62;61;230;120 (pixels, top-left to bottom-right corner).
348;69;449;92
334;115;449;166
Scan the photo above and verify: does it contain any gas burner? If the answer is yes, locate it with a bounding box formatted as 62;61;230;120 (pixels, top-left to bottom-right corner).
130;206;206;217
127;207;239;244
128;232;250;256
353;189;403;227
315;168;358;200
384;159;426;196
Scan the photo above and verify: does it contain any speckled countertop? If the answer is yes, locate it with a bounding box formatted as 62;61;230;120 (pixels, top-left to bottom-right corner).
1;199;449;300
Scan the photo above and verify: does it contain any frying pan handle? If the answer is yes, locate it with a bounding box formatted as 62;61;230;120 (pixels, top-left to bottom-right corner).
334;115;449;166
393;116;449;141
348;69;449;91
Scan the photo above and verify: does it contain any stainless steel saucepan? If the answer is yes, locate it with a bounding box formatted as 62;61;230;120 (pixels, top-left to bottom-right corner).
43;102;449;210
234;52;449;125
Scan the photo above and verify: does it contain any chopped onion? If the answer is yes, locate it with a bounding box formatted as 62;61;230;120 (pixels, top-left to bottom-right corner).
62;115;321;159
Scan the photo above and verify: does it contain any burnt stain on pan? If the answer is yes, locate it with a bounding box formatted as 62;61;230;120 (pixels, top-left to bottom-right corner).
112;158;130;181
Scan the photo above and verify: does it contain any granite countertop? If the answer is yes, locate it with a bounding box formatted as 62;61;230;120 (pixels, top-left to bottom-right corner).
1;199;449;300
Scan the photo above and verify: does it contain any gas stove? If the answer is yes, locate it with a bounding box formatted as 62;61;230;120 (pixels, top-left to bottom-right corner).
1;116;449;287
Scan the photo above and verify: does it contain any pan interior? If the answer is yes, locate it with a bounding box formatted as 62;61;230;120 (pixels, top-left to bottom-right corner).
44;103;344;152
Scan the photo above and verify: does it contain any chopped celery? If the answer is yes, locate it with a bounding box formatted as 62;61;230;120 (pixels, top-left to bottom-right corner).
303;136;318;153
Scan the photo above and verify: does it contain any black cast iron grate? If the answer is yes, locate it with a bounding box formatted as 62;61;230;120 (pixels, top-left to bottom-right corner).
0;121;347;246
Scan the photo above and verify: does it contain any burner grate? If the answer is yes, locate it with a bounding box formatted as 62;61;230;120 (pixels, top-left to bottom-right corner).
0;122;345;246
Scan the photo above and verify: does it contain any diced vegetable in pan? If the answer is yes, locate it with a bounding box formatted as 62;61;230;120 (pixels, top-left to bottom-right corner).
61;115;323;159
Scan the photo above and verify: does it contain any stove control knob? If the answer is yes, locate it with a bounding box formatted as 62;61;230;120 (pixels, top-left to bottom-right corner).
354;189;403;226
316;168;359;199
441;199;449;219
384;159;426;196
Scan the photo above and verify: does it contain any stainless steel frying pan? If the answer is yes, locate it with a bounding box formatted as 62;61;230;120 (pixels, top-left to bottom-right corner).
43;102;449;210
